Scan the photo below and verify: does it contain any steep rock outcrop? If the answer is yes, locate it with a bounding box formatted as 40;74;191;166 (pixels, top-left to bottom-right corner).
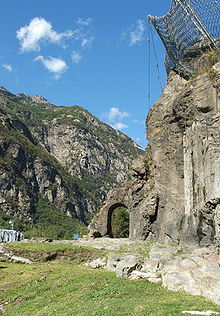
37;108;135;186
89;154;158;239
147;54;220;245
89;47;220;246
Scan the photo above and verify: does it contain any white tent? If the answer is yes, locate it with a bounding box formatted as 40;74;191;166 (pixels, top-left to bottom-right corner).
0;229;25;242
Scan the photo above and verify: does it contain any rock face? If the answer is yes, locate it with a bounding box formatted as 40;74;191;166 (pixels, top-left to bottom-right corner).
0;106;92;224
89;46;220;246
0;88;142;226
88;153;158;239
104;243;220;305
150;244;220;306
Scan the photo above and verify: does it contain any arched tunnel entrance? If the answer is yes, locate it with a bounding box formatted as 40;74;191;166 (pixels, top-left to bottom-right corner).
107;203;129;238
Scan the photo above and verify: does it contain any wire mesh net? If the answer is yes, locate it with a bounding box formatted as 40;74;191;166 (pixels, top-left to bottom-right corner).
149;0;220;74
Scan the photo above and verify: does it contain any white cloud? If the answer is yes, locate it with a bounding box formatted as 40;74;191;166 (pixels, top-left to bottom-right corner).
16;17;73;52
73;29;95;49
129;19;145;46
72;50;82;64
112;122;128;130
133;119;145;124
76;18;93;26
35;56;67;78
2;64;12;71
71;21;95;49
80;35;95;49
105;107;129;121
121;19;145;46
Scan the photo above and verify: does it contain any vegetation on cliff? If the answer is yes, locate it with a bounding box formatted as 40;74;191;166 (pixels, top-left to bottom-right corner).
0;199;87;239
0;87;143;235
111;207;129;238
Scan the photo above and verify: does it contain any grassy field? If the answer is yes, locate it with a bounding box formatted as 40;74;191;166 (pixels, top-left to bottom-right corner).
7;242;103;253
1;243;220;316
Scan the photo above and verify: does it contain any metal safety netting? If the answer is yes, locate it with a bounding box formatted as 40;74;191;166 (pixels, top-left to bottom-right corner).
148;0;220;74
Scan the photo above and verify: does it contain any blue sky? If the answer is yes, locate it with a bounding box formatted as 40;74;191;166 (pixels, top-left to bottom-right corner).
0;0;170;147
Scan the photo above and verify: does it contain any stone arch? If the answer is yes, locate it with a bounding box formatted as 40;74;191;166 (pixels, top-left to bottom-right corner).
107;203;129;238
88;186;132;238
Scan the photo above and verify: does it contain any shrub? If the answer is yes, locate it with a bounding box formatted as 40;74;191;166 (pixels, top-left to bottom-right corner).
111;207;129;238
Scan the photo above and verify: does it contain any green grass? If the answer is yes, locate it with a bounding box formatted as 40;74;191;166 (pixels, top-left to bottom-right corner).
5;242;107;265
7;242;104;253
1;261;220;316
1;243;220;315
117;241;152;258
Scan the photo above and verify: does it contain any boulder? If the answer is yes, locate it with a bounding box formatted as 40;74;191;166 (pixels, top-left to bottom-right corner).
129;271;151;280
106;253;122;272
186;255;212;267
115;255;142;278
192;266;220;305
106;253;142;278
162;259;220;305
149;244;182;261
87;258;106;269
129;270;161;284
9;255;32;264
141;258;160;273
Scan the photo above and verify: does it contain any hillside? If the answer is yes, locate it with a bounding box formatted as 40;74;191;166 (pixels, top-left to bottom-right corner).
0;87;143;237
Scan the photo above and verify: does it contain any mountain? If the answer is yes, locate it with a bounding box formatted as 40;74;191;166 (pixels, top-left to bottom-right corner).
0;87;143;238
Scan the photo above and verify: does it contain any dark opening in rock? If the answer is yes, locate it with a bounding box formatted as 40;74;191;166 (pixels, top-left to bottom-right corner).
107;204;129;238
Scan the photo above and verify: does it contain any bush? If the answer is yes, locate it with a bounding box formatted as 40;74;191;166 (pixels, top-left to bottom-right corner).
0;197;88;240
111;207;129;238
25;197;87;239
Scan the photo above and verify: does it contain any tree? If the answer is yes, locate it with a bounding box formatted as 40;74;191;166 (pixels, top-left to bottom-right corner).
111;207;129;238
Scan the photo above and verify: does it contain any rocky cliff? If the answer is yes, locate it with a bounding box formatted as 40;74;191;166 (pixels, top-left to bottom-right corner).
89;45;220;246
0;87;143;235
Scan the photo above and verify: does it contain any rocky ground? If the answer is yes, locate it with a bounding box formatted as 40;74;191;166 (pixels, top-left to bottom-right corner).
86;240;220;307
52;237;145;250
1;238;220;307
